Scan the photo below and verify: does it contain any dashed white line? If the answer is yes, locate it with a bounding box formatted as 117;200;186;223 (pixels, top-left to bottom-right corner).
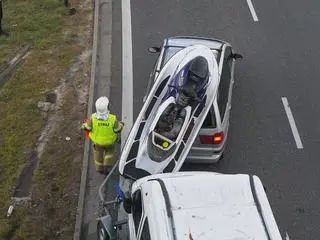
246;0;259;22
281;97;303;149
121;0;133;148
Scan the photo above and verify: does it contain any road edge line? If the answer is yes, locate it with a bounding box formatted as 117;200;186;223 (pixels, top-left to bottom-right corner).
73;0;100;239
121;0;133;148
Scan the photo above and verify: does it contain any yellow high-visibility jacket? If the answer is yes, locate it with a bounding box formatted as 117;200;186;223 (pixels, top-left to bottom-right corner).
82;113;123;146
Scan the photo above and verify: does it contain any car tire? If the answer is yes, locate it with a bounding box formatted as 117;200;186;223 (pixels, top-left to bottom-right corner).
123;197;132;214
97;220;109;240
213;153;224;170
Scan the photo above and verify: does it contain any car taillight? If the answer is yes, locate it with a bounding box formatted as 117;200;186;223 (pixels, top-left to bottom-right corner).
199;132;224;145
213;132;224;145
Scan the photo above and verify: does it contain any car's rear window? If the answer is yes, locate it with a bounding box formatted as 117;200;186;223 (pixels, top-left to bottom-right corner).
202;109;216;128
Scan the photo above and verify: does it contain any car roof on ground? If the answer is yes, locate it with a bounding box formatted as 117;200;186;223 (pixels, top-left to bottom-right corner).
136;172;282;240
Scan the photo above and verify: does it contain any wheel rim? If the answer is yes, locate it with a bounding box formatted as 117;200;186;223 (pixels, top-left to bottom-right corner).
99;227;106;240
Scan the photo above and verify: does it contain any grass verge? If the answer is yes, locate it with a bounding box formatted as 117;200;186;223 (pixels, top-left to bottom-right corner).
0;0;92;238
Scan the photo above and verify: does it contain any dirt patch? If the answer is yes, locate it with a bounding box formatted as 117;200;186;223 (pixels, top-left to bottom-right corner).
45;91;57;104
37;48;91;161
13;151;37;198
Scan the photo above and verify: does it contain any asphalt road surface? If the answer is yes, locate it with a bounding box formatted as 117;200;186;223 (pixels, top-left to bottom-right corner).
82;0;320;239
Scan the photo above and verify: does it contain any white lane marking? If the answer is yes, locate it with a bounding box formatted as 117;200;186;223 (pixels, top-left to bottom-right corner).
281;97;303;149
246;0;259;22
121;0;133;148
286;232;291;240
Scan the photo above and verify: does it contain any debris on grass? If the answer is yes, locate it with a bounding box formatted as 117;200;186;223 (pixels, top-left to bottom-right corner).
7;205;14;217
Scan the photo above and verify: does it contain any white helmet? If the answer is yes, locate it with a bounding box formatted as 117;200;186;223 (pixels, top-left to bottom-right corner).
95;96;109;115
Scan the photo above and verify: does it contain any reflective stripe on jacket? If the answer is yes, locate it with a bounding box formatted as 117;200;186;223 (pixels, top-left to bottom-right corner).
89;113;117;146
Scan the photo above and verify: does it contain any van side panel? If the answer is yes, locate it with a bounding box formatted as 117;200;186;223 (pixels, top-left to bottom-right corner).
253;176;283;240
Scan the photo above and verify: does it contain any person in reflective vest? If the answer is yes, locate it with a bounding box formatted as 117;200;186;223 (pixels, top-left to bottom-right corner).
82;96;124;174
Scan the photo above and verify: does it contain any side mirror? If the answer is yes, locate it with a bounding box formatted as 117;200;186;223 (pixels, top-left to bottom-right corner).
231;53;243;60
97;215;116;240
148;46;161;53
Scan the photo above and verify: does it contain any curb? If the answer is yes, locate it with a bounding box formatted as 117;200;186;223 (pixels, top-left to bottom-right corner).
73;0;100;239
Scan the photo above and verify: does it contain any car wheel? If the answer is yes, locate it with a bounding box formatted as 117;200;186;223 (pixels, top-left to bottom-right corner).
213;153;224;169
123;197;132;214
97;220;109;240
219;153;224;161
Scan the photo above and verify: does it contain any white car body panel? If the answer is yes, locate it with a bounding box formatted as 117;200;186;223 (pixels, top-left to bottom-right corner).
130;172;282;240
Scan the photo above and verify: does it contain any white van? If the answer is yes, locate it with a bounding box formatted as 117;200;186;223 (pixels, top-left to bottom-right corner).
98;172;282;240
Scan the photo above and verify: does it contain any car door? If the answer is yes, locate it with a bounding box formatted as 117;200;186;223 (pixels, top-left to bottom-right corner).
137;217;151;240
130;189;152;240
216;46;233;138
144;60;159;102
143;46;183;102
143;48;164;102
130;189;143;240
228;46;236;111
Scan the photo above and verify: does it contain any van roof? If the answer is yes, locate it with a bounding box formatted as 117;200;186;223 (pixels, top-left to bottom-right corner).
135;172;282;240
